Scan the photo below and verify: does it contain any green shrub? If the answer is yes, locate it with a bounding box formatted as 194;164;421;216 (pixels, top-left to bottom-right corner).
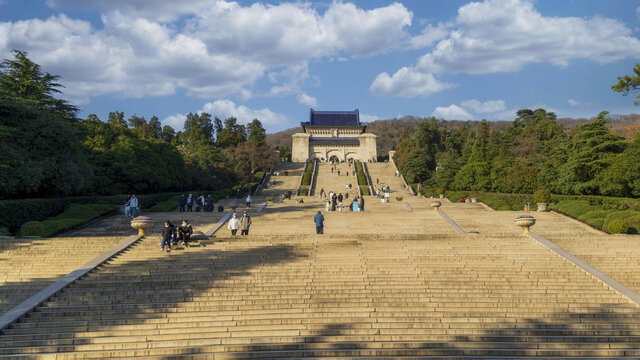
604;211;640;234
533;189;551;203
361;186;370;196
16;204;117;238
301;171;311;186
436;187;445;195
0;226;10;236
608;219;629;234
0;198;69;233
148;195;180;212
18;221;44;237
396;197;403;201
265;197;274;202
300;187;308;196
469;190;479;198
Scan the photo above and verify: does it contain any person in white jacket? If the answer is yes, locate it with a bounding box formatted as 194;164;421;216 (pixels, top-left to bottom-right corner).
227;213;240;235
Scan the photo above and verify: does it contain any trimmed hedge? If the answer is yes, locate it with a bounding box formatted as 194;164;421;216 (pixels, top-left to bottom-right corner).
355;161;368;187
1;192;181;234
17;203;118;238
361;185;370;196
0;198;69;233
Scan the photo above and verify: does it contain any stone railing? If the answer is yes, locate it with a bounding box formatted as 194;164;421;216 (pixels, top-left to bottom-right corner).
296;159;309;196
253;168;272;196
309;159;319;196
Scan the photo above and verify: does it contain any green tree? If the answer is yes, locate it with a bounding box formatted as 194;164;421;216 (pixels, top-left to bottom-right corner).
108;111;127;128
161;125;175;143
399;149;434;184
183;112;214;144
0;50;77;117
561;111;626;194
595;134;640;197
247;118;267;147
612;63;640;105
0;96;89;198
217;117;247;148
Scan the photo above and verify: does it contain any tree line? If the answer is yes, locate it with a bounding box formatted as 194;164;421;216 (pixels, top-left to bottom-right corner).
0;50;276;199
394;109;640;198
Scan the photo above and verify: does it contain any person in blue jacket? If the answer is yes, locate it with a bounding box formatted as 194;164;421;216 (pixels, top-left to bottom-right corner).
314;211;324;235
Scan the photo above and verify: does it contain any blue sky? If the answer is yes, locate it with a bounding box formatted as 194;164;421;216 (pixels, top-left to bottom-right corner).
1;0;639;132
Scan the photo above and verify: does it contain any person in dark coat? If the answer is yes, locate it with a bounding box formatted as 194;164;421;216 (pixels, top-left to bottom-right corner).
314;211;324;234
337;193;343;203
240;211;252;235
177;220;193;246
160;221;172;252
178;194;187;212
359;196;365;212
206;195;213;212
331;193;337;211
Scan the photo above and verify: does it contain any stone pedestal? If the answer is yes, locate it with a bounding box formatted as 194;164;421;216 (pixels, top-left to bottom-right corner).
358;133;377;162
291;133;310;162
515;216;536;234
131;217;153;236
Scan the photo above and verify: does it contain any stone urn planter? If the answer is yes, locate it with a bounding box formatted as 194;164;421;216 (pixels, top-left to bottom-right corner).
131;216;153;236
431;200;442;211
537;203;548;212
439;194;444;199
514;215;536;234
471;197;478;203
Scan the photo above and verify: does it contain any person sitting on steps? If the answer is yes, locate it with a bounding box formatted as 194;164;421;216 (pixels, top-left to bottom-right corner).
177;220;192;246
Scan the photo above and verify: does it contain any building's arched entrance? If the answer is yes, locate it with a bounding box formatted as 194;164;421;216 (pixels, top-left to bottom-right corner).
329;155;340;163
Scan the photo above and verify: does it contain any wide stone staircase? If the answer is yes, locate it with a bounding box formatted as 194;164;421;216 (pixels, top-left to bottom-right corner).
1;196;640;358
0;236;123;310
366;162;412;196
260;163;306;200
313;163;359;200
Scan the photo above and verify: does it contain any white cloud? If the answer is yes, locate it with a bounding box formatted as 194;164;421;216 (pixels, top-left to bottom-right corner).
432;104;473;120
2;1;413;103
297;93;318;107
370;67;455;98
373;0;640;98
161;99;289;131
568;99;580;106
417;0;640;74
460;99;506;114
360;113;379;123
408;23;449;49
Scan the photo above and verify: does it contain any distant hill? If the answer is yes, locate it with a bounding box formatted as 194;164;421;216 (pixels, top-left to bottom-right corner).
267;113;640;155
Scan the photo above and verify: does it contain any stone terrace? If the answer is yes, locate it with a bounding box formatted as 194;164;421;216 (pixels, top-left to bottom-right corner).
0;163;639;358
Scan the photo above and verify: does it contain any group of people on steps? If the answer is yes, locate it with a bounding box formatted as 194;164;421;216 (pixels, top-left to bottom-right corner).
160;220;193;252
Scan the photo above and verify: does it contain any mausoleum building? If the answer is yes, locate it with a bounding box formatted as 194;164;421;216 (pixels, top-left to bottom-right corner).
292;109;377;162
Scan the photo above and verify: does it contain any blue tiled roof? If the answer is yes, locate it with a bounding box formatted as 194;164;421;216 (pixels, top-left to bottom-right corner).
302;109;361;127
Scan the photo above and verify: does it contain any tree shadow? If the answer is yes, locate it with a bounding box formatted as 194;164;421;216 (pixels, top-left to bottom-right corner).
0;238;306;356
157;303;640;358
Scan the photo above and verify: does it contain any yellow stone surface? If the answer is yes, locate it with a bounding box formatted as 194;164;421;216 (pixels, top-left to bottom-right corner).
1;164;639;358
